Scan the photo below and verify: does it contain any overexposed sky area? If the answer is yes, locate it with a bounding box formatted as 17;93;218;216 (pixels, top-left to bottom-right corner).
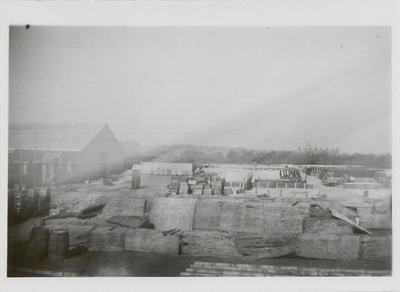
9;26;391;154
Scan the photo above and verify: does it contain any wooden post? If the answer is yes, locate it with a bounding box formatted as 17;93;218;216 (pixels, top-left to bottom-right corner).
19;143;23;191
34;134;37;188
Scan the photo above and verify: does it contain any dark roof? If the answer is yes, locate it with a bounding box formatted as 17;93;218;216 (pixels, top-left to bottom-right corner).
9;123;108;151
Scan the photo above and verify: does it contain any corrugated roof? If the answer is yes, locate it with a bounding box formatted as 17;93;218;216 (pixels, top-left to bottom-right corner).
8;123;107;151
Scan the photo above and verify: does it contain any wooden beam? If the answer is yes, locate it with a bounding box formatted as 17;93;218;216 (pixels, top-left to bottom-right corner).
329;208;371;235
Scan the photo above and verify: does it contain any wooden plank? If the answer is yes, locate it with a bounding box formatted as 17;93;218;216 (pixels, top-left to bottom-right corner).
328;208;371;235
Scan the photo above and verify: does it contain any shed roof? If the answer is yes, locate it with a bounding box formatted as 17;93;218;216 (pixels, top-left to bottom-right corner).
9;123;109;151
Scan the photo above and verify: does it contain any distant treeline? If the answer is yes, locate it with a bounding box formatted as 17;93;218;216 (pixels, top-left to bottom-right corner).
119;142;392;169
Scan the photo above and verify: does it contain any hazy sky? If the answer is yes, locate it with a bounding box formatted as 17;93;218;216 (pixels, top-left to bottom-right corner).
9;26;391;154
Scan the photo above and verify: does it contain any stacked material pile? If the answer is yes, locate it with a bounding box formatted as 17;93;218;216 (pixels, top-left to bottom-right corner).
223;188;233;196
212;179;225;195
168;176;190;195
296;234;360;260
88;226;125;251
167;181;179;195
234;233;296;260
102;197;146;218
150;197;197;231
178;182;189;195
202;185;213;196
341;198;391;229
192;185;204;196
183;174;214;195
358;235;392;260
295;201;362;260
125;229;179;254
181;230;241;257
106;216;148;228
192;198;304;236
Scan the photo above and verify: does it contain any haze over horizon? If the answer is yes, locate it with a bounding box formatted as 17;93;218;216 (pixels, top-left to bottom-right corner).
9;26;392;154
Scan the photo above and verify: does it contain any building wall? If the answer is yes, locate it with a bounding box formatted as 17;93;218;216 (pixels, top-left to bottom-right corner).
140;162;193;175
78;125;125;180
8;125;125;188
8;149;80;188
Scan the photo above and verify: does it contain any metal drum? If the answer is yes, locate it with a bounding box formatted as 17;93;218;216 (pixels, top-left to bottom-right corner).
29;227;49;259
48;230;69;261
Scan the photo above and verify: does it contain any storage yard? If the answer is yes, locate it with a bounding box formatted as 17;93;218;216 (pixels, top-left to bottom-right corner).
7;163;392;277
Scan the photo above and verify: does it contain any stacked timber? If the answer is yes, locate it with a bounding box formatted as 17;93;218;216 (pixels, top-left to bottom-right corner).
295;234;360;260
193;176;207;184
193;198;304;236
223;188;233;196
125;229;179;254
88;227;125;252
167;181;179;195
102;197;146;218
181;230;241;257
202;185;213;196
341;198;391;229
168;176;189;195
212;179;225;195
178;182;189;195
192;185;204;196
234;233;296;259
106;216;148;229
149;197;197;231
358;235;392;260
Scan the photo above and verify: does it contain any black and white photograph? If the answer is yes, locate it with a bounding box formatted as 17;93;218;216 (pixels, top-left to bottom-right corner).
1;1;399;292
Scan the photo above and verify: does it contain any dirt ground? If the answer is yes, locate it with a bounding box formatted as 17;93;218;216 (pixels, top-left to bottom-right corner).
8;249;392;277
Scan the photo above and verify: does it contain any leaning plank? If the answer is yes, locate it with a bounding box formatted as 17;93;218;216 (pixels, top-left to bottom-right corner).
329;208;371;235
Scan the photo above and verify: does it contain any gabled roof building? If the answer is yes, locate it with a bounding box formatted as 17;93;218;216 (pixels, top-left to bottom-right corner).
8;123;125;188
